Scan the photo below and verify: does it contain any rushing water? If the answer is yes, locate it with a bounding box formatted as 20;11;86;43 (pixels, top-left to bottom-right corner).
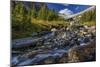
12;26;96;66
12;47;69;66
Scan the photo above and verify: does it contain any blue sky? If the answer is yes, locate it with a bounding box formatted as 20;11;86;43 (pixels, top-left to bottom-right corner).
47;3;91;14
23;1;92;15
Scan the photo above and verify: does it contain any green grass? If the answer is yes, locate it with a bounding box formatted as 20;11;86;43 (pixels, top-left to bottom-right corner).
12;18;96;39
80;21;96;26
12;19;69;39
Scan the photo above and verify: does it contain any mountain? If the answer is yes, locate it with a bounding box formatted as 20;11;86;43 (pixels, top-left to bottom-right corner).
58;6;96;19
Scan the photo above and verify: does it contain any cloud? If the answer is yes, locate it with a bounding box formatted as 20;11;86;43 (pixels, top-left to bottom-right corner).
59;8;73;16
75;6;79;10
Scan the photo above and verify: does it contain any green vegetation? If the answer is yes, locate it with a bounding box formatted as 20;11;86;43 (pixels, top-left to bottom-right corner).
80;21;96;26
11;1;66;39
81;8;96;22
79;7;96;26
11;1;96;39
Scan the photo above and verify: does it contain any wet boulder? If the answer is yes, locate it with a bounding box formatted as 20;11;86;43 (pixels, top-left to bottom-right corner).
68;41;96;63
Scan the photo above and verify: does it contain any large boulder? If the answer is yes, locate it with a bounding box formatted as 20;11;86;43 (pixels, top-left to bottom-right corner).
68;41;96;63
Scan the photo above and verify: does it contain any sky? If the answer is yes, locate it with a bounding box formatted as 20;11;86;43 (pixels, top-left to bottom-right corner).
47;3;91;15
22;1;92;16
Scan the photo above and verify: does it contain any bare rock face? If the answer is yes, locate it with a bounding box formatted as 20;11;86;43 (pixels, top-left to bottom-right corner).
68;41;96;63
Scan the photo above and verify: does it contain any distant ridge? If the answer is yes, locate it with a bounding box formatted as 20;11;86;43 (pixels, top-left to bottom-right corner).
59;6;96;19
